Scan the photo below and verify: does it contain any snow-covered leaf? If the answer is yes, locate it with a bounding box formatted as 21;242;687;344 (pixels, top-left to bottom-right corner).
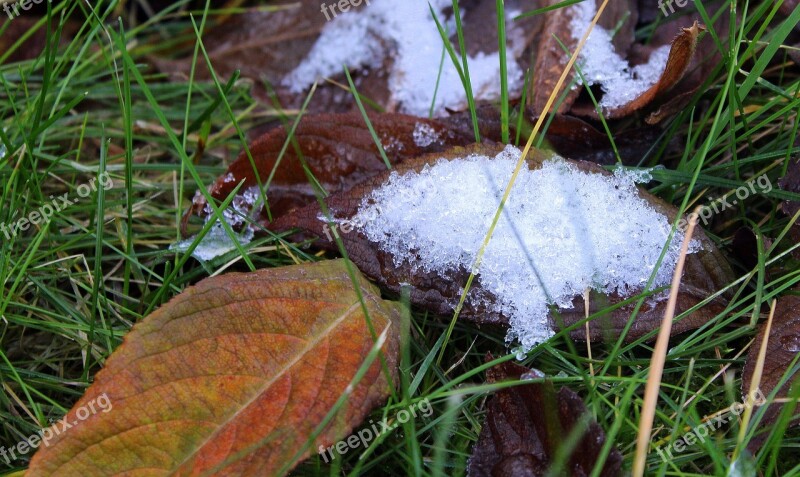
529;0;636;114
269;143;735;348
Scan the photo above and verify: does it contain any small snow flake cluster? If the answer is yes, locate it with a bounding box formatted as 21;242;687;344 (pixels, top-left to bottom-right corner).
283;0;525;116
353;146;697;351
569;0;671;110
412;122;441;148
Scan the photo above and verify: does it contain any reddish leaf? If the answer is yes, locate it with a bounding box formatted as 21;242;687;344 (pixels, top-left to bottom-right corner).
269;143;734;343
181;111;476;235
28;260;402;476
468;358;622;476
642;2;730;123
742;294;800;452
183;108;679;238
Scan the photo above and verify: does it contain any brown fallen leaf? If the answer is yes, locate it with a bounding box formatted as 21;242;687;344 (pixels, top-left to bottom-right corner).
268;143;735;343
499;107;677;166
152;0;543;114
742;294;800;452
149;1;376;112
642;2;729;124
467;358;622;476
28;259;402;476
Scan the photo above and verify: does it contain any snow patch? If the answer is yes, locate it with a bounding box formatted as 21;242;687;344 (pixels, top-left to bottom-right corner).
353;145;697;351
413;122;441;148
171;222;254;262
569;1;670;110
176;185;262;261
283;0;525;116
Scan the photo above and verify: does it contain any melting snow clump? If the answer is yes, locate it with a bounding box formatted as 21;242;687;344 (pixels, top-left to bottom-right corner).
284;0;524;116
174;186;262;261
569;1;671;110
353;145;698;351
171;222;254;262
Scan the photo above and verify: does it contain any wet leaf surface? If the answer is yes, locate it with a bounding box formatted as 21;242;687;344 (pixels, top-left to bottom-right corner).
467;358;622;477
268;143;735;343
742;294;800;452
29;260;401;477
181;112;477;234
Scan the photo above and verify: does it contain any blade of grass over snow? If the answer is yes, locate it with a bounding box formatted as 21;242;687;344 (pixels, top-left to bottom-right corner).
495;0;509;144
435;0;612;367
429;2;480;142
344;66;391;169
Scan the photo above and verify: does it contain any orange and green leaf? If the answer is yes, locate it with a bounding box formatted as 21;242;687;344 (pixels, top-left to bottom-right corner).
28;259;402;477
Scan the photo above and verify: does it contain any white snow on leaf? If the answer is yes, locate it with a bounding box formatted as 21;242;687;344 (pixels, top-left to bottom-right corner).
569;0;670;110
353;145;697;351
283;0;524;116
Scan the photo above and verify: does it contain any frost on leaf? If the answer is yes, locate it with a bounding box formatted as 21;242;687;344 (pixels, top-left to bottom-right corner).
270;144;735;348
